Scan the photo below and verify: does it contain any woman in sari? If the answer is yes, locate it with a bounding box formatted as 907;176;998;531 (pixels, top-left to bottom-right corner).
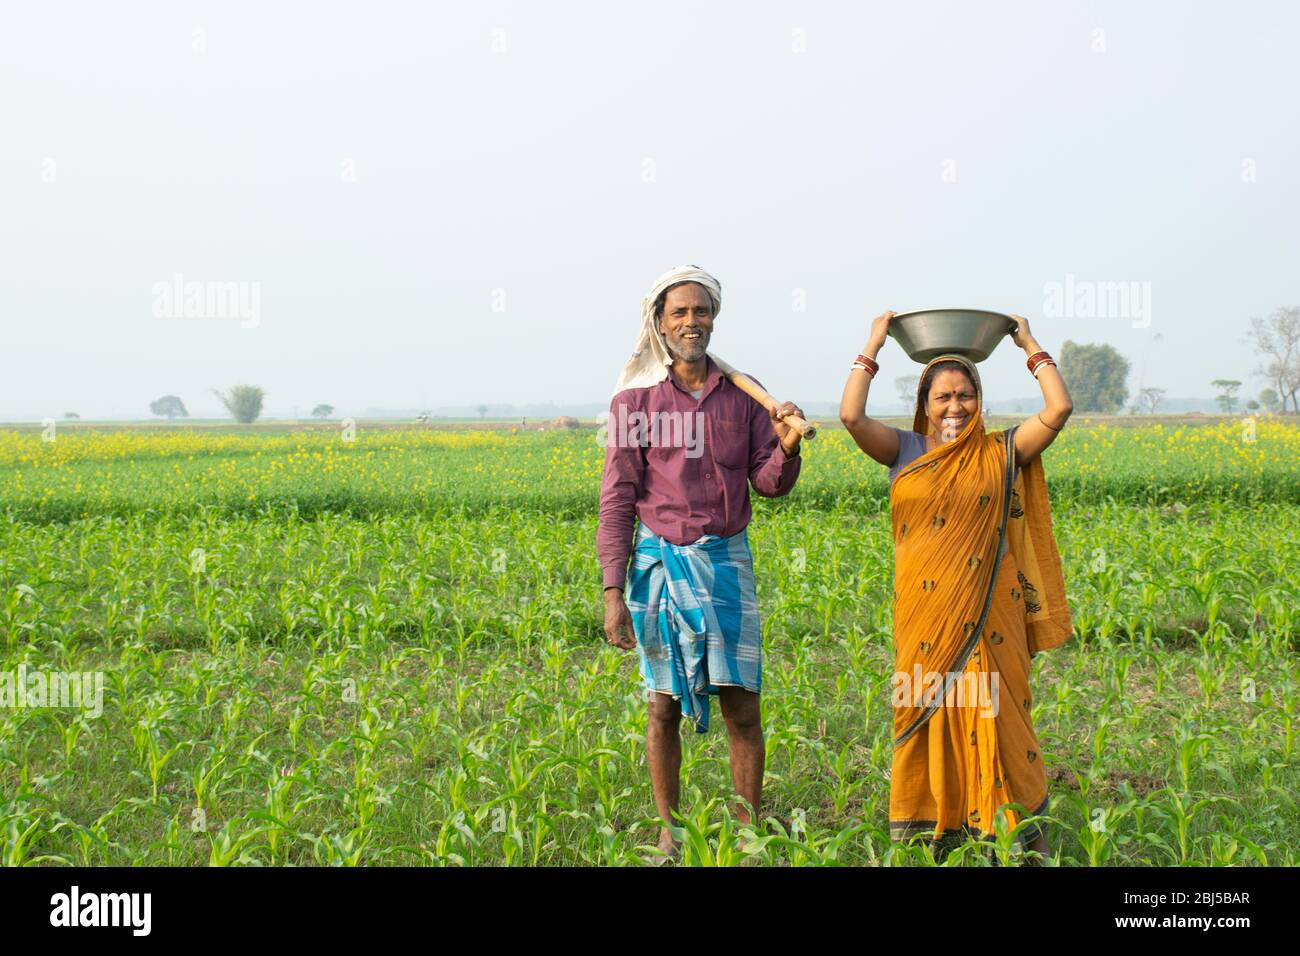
839;311;1074;859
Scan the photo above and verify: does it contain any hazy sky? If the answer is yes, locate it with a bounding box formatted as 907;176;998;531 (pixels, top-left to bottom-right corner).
3;1;1297;419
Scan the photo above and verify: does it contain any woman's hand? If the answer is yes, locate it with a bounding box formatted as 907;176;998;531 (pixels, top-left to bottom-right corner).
1010;311;1072;468
866;311;897;354
1008;313;1036;351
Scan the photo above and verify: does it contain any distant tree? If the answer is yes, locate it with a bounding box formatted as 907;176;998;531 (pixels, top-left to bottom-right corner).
1247;306;1299;413
1059;341;1130;414
895;375;919;409
1246;399;1260;412
476;404;489;419
311;404;335;419
1211;379;1243;414
1259;388;1280;413
211;385;264;424
63;411;80;420
150;395;189;420
1138;387;1166;415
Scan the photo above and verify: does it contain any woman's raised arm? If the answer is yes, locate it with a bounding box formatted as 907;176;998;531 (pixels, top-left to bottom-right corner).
1008;313;1073;468
839;311;901;467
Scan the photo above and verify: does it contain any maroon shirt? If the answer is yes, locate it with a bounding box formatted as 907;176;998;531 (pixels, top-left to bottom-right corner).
597;357;802;589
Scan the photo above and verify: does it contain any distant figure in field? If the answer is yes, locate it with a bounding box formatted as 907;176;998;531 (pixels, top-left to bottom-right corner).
597;265;805;864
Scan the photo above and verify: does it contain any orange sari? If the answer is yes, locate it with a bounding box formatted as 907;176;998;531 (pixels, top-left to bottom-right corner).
888;355;1072;847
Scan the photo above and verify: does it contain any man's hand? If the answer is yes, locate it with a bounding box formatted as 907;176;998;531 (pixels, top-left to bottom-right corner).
771;401;806;456
603;587;637;650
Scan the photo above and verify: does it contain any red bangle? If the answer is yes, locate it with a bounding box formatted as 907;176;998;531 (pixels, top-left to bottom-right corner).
1026;351;1051;373
855;354;879;376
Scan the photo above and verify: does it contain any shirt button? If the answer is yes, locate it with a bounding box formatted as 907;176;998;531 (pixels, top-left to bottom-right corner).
704;473;711;478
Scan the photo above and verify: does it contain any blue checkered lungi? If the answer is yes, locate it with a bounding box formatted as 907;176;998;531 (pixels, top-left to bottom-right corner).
624;521;762;733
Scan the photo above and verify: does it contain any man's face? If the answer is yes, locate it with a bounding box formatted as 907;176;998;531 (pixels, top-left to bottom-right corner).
657;282;714;362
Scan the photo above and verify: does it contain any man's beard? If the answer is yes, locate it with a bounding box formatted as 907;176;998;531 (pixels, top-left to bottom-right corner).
666;331;709;362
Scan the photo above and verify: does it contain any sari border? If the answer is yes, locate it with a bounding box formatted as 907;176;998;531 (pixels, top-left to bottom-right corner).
889;793;1052;846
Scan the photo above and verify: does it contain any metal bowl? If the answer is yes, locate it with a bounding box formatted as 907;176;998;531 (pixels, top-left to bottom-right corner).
888;309;1016;364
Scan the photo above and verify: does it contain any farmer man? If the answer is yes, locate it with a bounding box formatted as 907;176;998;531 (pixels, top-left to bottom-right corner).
597;265;805;862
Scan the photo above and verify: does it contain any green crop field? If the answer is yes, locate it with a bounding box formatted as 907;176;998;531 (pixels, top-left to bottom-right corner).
1;420;1297;865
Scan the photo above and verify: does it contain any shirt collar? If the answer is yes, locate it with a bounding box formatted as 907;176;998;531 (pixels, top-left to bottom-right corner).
664;355;725;401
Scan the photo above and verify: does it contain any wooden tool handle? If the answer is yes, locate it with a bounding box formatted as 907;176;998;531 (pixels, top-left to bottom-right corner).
709;353;816;441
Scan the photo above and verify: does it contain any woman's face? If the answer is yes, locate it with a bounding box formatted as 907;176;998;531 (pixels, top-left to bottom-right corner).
925;369;979;443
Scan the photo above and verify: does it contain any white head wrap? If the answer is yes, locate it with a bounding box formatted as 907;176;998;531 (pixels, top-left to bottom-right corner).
611;265;724;397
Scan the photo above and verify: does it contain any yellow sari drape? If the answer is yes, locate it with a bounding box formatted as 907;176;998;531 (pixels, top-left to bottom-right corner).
888;355;1071;847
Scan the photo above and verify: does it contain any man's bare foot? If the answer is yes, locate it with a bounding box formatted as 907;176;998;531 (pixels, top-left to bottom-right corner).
643;827;680;866
734;830;763;866
658;827;680;856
